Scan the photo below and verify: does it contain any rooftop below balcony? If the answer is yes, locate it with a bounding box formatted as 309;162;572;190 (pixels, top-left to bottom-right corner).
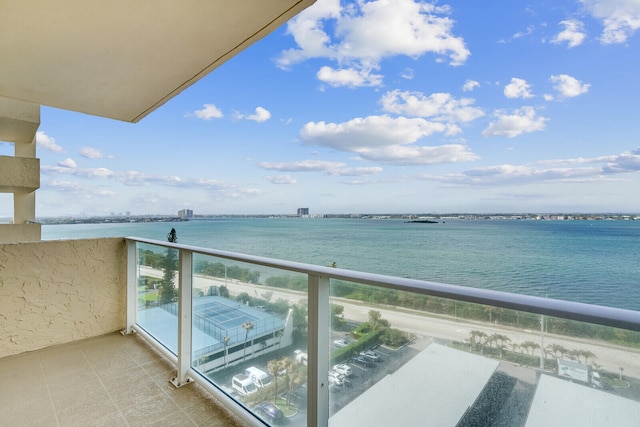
0;331;245;427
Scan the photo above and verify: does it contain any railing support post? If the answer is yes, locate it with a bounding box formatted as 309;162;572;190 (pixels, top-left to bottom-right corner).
308;274;330;427
171;249;194;388
121;239;137;335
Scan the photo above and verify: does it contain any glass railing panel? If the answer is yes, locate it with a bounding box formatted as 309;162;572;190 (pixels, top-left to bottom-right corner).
328;280;640;426
135;242;179;354
190;253;309;426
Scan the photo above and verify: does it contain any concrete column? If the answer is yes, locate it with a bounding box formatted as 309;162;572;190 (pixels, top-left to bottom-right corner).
15;134;37;158
0;97;41;241
14;191;36;224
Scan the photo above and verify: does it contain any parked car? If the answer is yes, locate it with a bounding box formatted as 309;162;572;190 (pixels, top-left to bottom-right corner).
351;355;372;368
232;374;258;396
333;363;352;377
257;402;284;423
333;339;348;348
294;349;308;365
245;366;273;388
360;350;381;362
328;370;346;385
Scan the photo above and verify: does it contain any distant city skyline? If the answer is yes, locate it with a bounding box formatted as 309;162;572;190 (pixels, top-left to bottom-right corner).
2;0;640;217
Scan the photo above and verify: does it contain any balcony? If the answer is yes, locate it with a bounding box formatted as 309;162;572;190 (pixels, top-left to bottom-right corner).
2;237;640;426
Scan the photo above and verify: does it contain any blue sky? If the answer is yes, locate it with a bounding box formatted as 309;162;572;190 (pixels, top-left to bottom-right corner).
3;0;640;217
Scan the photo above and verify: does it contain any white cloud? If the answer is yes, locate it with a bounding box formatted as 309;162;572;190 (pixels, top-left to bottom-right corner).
258;160;384;176
551;19;587;48
504;78;534;99
482;107;548;138
43;180;116;197
380;90;484;123
353;144;479;165
550;74;590;98
462;79;480;92
246;107;272;123
57;158;76;168
401;68;415;80
79;147;113;159
317;65;383;88
277;0;469;87
426;148;640;187
259;160;346;172
264;175;297;184
36;131;63;153
42;163;262;197
600;147;640;173
301;115;448;150
300;115;477;165
513;25;535;39
582;0;640;44
329;166;384;176
193;104;223;120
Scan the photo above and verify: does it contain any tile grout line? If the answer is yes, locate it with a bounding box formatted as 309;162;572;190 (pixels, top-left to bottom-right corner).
38;352;61;427
131;335;199;426
79;337;132;427
127;333;211;426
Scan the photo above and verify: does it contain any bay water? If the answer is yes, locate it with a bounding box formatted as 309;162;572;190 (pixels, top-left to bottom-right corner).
42;218;640;311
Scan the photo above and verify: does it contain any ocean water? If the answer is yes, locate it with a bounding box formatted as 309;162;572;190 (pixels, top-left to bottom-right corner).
42;218;640;311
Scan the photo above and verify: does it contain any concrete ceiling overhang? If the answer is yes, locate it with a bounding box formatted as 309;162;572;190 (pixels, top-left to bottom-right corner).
0;0;314;123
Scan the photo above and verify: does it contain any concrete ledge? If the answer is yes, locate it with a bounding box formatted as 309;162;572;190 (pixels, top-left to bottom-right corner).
0;223;41;243
0;96;40;143
0;156;40;192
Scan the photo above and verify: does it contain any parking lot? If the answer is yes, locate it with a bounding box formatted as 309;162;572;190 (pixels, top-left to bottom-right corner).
328;335;429;418
203;333;430;426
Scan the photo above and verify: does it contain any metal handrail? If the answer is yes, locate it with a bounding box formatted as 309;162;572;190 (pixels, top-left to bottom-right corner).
128;236;640;332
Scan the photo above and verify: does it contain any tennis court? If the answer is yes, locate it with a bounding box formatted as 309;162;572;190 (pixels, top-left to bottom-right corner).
194;300;260;329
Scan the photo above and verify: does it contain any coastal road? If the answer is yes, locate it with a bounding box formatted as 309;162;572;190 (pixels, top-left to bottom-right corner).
139;266;640;379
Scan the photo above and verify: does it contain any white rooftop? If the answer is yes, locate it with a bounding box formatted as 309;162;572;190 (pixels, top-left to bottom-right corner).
526;374;640;427
330;343;499;426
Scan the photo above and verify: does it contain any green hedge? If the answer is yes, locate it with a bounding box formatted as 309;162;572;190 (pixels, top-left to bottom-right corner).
331;329;384;365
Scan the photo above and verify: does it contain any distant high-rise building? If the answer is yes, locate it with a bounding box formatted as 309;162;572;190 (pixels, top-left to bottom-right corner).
297;208;309;217
178;209;193;219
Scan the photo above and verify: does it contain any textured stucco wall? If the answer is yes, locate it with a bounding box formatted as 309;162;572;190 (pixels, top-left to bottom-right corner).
0;238;126;358
0;223;42;243
0;155;40;191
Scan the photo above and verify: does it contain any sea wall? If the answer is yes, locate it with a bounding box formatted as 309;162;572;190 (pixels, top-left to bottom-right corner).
0;237;126;358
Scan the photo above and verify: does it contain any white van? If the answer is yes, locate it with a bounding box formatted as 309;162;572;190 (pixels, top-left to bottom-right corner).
294;349;308;366
232;374;258;396
245;366;273;388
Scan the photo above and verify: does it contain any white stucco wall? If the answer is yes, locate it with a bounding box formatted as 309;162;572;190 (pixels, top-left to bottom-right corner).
0;238;126;358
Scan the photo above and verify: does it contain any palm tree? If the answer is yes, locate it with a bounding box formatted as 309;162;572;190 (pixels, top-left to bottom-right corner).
267;358;285;404
242;321;254;361
546;343;568;359
223;336;230;367
286;359;307;408
510;342;521;354
491;334;510;357
521;341;540;356
577;349;597;365
493;334;510;348
469;330;487;352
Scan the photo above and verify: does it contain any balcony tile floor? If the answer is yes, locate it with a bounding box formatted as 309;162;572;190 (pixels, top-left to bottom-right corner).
0;332;246;427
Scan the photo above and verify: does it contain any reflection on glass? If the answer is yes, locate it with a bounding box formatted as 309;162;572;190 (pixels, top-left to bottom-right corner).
135;242;179;354
190;254;309;426
328;280;640;426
